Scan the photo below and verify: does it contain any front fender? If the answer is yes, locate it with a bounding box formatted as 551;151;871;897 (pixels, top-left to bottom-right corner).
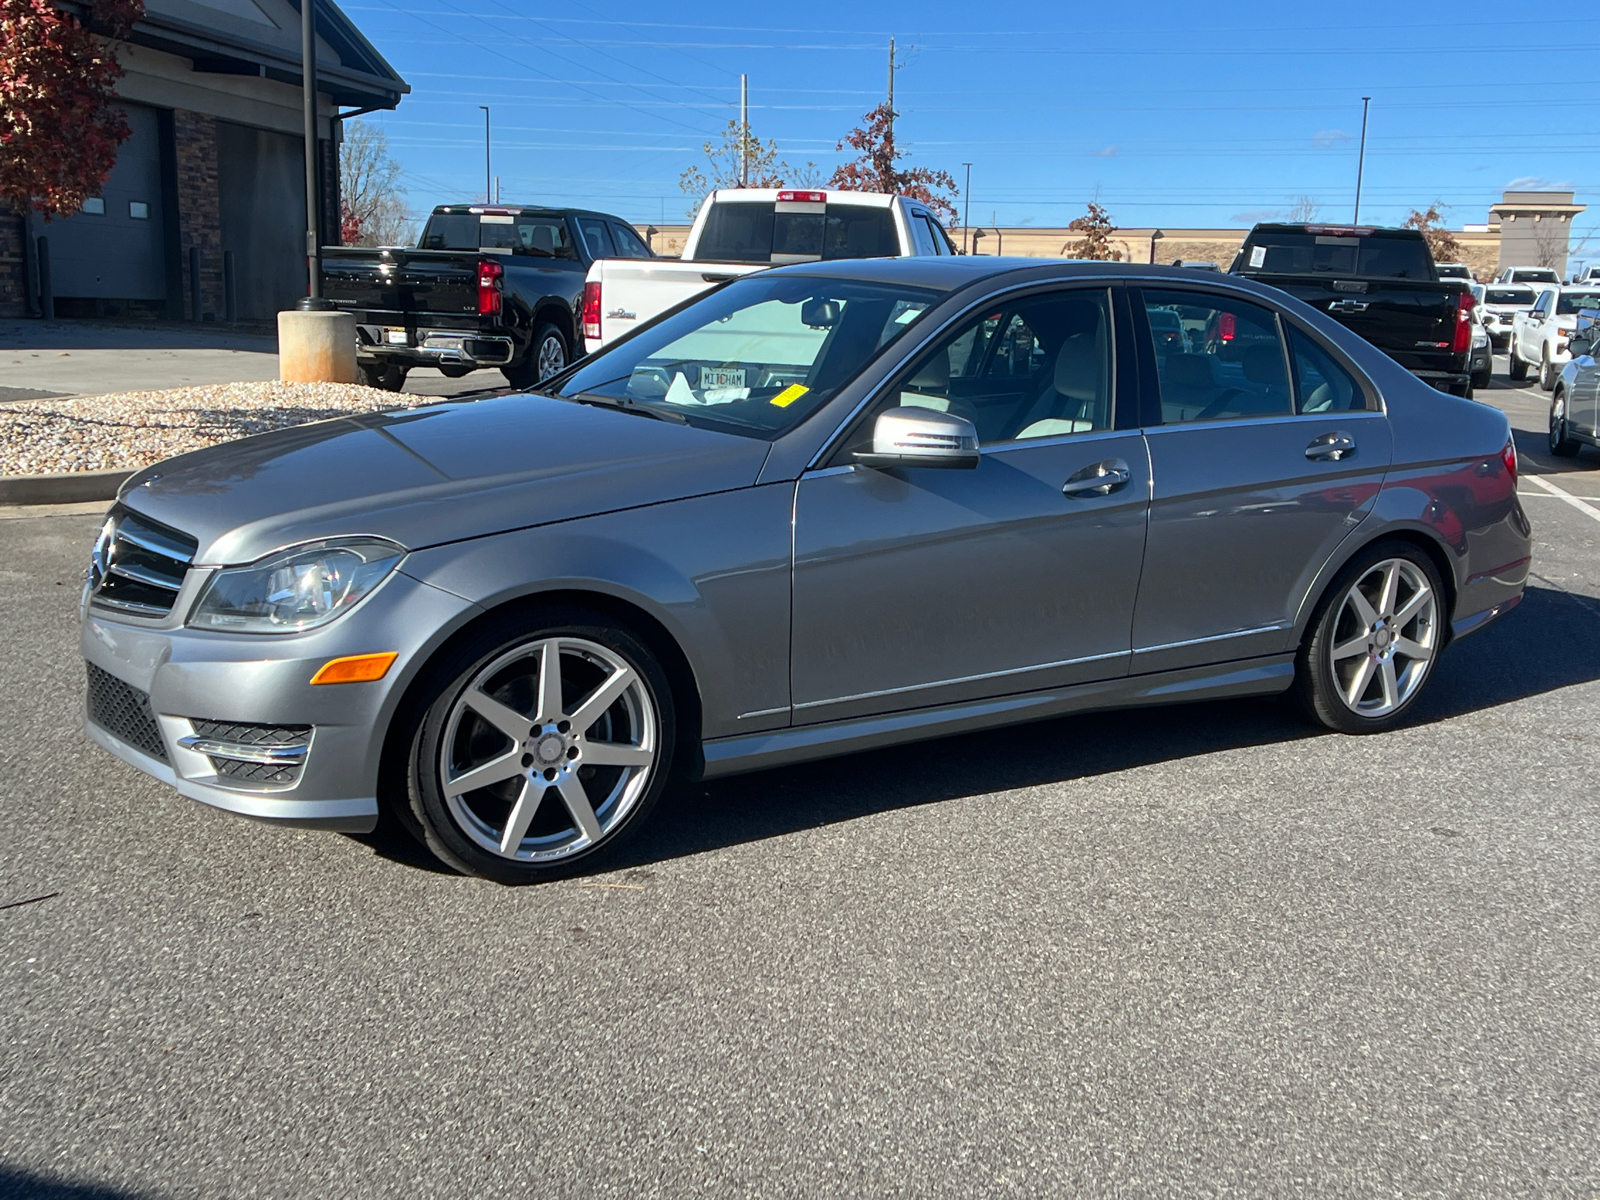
397;484;795;739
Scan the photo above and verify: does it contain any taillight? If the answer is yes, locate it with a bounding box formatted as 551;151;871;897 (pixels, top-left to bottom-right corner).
1451;289;1475;354
777;190;826;203
477;258;503;317
1502;438;1517;481
582;280;602;340
1217;312;1236;341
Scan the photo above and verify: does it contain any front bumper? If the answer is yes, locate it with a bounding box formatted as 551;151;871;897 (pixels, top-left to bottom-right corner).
80;568;479;833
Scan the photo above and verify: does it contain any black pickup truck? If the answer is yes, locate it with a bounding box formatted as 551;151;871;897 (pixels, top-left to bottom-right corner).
321;205;655;390
1229;223;1475;396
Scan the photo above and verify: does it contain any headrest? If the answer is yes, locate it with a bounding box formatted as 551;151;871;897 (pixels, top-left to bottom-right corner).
1053;332;1101;401
909;346;951;390
531;224;554;255
1242;343;1287;386
1163;353;1216;389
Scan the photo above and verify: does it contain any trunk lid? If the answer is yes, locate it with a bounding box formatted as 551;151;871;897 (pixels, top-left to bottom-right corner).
322;247;481;318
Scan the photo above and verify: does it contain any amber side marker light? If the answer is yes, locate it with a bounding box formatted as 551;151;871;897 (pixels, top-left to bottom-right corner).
310;652;399;685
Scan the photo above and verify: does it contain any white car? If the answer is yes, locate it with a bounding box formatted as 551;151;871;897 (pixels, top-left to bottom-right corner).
1472;282;1538;350
582;189;956;352
1509;285;1600;390
1496;265;1561;287
1436;263;1474;286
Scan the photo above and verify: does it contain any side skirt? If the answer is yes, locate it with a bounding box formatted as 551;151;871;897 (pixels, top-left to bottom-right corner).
698;655;1295;781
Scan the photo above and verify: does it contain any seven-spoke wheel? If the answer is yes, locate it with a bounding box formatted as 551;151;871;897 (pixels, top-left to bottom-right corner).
406;616;674;881
1295;544;1444;733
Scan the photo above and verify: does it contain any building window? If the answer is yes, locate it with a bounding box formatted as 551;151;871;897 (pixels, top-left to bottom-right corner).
129;201;150;219
82;197;105;215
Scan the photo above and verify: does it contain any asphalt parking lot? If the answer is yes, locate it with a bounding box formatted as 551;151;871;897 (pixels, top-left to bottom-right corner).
1;364;1597;1199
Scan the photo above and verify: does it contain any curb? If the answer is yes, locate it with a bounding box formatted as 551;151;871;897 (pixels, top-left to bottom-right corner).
0;468;133;506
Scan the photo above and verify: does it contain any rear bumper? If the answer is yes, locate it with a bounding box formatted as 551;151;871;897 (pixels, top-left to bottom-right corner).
356;323;518;367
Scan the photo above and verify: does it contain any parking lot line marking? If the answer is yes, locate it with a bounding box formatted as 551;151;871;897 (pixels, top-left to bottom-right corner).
1526;474;1600;524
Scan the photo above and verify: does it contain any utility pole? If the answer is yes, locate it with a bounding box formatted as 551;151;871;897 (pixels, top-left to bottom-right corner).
299;0;325;304
962;162;972;254
479;106;491;204
740;74;749;187
887;38;895;141
1353;96;1371;225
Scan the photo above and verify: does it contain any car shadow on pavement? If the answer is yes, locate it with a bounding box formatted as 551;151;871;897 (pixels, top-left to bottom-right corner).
348;585;1597;879
0;1167;162;1200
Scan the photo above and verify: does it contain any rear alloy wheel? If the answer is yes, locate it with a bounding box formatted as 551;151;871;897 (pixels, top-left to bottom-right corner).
408;618;674;882
1295;544;1444;734
1539;348;1556;391
503;323;568;389
1550;390;1582;457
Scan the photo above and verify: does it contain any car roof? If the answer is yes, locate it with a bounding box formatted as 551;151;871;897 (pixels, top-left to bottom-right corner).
430;205;627;220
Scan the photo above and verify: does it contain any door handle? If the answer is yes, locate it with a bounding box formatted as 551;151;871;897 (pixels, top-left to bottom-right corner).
1306;431;1357;461
1062;459;1132;497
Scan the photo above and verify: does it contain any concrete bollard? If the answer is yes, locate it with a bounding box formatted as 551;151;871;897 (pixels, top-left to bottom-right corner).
278;308;357;383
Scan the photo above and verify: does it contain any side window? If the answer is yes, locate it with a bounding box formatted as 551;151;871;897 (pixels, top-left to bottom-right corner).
1289;327;1365;413
906;212;938;256
611;223;653;259
576;217;616;259
511;218;576;260
1141;289;1293;423
864;289;1113;446
920;216;951;255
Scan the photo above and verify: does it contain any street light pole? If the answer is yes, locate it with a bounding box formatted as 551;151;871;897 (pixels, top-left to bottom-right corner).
1353;96;1371;225
299;0;326;305
479;106;491;204
962;162;972;254
1149;228;1164;264
740;74;749;187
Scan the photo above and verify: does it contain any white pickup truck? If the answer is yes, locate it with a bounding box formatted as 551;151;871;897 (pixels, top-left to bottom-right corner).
1509;284;1600;389
581;188;957;352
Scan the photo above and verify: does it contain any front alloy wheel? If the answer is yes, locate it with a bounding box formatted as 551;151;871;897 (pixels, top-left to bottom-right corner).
1540;348;1556;392
1551;391;1582;456
407;617;674;881
1295;545;1444;733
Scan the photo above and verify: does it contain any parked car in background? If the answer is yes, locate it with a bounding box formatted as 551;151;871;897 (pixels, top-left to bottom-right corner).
1550;307;1600;457
1572;265;1600;284
1472;282;1538;350
1436;263;1474;285
1496;266;1561;287
1171;260;1221;271
582;188;956;352
81;259;1529;882
1230;223;1476;395
322;205;654;391
1470;323;1492;390
1508;285;1600;389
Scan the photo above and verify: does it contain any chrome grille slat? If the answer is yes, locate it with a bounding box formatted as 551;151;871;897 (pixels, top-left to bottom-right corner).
107;561;184;591
88;506;198;619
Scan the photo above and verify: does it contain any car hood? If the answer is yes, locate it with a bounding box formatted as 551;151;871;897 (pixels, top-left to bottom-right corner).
117;394;772;564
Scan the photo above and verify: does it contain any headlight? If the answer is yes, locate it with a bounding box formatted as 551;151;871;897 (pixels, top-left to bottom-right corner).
189;538;404;633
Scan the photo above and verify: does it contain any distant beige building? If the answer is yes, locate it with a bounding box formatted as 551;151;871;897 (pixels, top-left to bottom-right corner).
1489;191;1586;276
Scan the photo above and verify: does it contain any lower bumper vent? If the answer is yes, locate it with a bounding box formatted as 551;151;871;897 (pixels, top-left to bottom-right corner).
182;720;312;786
86;663;168;763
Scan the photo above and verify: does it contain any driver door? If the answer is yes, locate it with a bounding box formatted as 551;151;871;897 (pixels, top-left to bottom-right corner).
790;286;1151;725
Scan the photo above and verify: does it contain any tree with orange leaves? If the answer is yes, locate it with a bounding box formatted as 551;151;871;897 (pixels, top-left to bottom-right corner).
829;102;958;224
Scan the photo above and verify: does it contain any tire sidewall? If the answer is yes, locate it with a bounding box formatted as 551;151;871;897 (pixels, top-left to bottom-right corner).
535;323;568;382
406;611;676;883
1296;541;1446;735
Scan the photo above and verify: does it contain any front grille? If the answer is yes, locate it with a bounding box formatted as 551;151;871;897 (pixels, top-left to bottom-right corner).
86;663;168;762
88;507;198;618
189;720;311;786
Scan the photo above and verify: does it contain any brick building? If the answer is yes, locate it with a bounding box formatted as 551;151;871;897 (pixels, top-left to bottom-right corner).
0;0;407;322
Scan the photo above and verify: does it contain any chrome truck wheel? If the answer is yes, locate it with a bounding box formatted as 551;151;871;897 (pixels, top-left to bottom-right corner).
1294;544;1444;734
406;617;675;882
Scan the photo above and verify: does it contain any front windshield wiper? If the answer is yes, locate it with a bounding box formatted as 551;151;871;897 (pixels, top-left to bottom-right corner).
564;391;688;425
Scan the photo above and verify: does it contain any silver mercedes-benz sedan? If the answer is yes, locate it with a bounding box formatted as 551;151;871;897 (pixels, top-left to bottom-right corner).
81;259;1531;882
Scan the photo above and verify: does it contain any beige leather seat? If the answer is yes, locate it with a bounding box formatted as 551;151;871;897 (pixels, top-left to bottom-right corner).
1015;331;1103;439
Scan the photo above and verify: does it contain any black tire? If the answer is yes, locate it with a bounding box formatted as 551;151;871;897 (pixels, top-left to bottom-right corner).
1539;349;1555;392
358;362;408;391
1550;388;1582;457
402;608;677;884
1293;540;1447;735
1472;365;1492;390
503;322;569;390
1508;347;1528;381
438;364;474;379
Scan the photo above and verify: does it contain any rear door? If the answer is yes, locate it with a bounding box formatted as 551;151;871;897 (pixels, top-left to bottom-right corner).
1130;285;1393;674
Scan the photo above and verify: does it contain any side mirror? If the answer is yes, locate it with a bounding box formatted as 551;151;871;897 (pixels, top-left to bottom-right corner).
802;297;841;328
854;407;980;470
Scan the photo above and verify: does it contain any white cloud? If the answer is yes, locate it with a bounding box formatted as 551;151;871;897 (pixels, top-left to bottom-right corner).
1094;146;1119;158
1505;175;1574;192
1311;129;1352;149
1232;208;1283;223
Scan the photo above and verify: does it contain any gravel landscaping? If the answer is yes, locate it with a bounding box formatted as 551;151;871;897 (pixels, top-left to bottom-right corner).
0;380;427;476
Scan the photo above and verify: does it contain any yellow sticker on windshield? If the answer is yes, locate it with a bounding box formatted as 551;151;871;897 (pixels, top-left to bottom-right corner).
771;384;809;408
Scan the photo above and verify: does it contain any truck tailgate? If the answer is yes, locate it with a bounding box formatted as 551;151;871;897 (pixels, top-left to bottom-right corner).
588;259;766;350
322;248;480;317
1253;276;1462;374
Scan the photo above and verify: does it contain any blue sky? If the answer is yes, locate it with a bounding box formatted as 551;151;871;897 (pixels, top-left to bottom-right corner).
343;0;1596;245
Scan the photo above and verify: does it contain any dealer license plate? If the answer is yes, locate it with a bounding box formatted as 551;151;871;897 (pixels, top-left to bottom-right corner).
699;367;746;390
386;328;408;345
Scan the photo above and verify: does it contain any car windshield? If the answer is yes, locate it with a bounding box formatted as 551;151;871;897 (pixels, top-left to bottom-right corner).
1557;291;1600;315
1485;287;1534;305
696;202;900;263
1437;266;1471;278
1239;231;1434;280
1513;270;1559;283
553;274;943;439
